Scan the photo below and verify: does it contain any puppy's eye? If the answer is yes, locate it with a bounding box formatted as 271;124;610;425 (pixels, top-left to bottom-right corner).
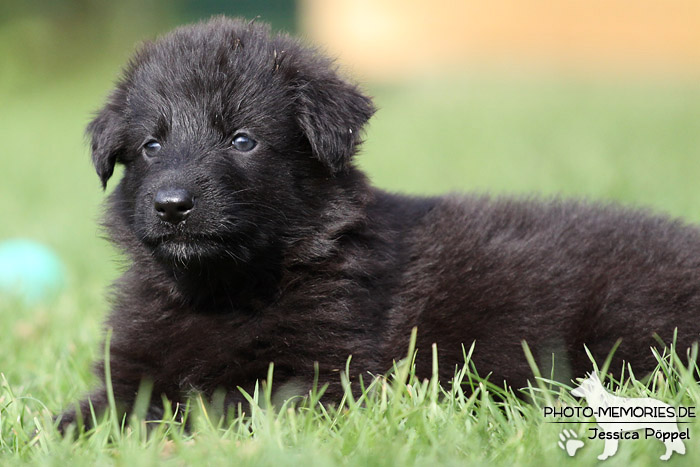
143;140;162;157
231;133;256;152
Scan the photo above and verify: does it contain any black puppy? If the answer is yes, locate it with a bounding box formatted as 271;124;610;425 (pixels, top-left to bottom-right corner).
60;17;700;428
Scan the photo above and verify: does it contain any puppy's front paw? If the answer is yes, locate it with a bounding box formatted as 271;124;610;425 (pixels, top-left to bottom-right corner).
54;409;80;436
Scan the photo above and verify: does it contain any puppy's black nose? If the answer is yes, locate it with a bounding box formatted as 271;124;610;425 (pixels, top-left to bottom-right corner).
154;188;195;224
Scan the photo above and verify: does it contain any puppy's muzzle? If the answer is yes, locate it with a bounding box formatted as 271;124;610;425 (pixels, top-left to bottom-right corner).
154;188;195;224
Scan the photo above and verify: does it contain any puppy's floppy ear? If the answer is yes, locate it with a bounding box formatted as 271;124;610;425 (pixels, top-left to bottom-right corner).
294;69;375;175
87;96;126;189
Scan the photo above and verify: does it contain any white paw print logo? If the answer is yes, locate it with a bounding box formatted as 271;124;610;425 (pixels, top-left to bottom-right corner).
558;429;584;456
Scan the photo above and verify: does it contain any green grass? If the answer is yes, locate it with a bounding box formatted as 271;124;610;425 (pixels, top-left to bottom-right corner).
2;67;700;465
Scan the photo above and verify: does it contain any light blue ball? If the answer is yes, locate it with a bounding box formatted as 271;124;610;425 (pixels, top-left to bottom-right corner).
0;239;66;304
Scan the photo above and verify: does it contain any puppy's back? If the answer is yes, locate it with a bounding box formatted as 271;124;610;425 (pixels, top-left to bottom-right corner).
388;194;700;387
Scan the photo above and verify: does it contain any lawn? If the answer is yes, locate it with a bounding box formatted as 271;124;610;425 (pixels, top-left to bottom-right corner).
1;65;700;465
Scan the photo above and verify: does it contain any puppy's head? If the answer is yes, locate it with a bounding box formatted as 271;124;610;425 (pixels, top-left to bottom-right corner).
88;17;375;265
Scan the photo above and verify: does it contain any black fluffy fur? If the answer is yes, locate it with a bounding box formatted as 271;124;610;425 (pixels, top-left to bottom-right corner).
59;17;700;430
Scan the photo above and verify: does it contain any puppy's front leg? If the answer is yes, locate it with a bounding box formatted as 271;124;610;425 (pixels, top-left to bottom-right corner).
56;345;181;435
56;389;110;434
56;383;183;435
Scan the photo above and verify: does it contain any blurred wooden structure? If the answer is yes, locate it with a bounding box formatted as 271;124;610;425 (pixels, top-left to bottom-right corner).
300;0;700;78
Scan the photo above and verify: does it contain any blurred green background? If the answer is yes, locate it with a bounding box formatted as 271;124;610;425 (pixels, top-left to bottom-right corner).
1;0;699;414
